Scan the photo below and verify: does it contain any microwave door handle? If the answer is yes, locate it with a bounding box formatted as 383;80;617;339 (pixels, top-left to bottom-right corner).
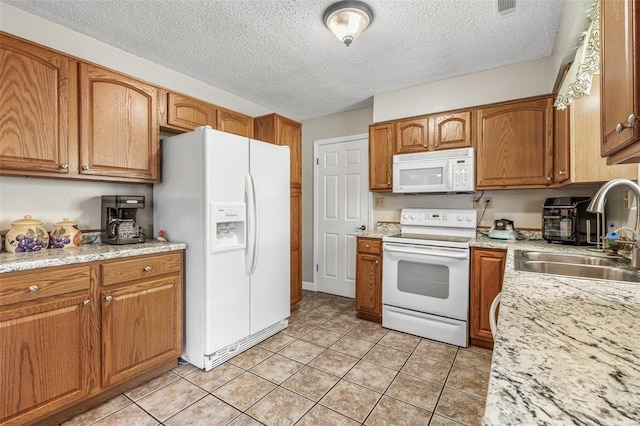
384;244;468;259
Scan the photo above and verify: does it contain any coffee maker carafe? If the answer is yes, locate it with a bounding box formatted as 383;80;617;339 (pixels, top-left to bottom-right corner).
101;195;146;244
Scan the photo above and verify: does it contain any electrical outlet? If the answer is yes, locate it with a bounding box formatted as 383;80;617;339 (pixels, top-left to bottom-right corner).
485;197;493;208
473;197;483;209
375;197;385;207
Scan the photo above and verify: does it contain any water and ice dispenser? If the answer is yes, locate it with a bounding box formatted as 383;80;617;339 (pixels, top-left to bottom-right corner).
211;204;246;252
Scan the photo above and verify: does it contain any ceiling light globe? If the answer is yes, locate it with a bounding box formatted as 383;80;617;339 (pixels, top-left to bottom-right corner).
323;1;373;47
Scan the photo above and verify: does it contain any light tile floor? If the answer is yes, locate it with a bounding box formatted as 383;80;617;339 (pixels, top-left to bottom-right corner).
61;290;492;426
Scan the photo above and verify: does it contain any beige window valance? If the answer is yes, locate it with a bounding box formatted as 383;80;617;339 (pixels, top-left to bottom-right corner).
554;0;600;110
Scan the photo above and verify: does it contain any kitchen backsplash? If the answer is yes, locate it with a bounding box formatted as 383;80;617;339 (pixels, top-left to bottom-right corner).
0;176;153;233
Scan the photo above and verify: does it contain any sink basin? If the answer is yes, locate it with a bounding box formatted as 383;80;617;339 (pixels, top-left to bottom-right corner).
514;250;640;283
515;250;630;267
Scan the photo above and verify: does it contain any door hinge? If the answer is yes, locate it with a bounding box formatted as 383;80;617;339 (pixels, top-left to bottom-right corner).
316;158;319;165
316;264;319;272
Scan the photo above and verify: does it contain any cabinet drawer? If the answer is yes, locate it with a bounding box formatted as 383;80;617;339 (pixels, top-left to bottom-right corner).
357;239;382;255
0;265;90;306
102;252;182;286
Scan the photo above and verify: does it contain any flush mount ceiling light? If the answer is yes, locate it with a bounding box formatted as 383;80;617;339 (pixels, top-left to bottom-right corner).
323;1;373;47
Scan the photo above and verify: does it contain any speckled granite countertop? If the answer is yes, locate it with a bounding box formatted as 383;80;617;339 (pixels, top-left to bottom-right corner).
354;222;401;239
0;240;186;273
472;238;640;425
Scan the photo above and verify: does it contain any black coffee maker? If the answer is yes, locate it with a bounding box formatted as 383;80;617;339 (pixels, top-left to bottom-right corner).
101;195;146;244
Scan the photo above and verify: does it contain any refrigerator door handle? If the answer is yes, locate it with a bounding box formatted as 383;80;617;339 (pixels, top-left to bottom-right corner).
245;173;259;275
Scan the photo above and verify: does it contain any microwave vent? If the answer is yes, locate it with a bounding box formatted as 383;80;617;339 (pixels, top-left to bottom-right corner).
495;0;518;16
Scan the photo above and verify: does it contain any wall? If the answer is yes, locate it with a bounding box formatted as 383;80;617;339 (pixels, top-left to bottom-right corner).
372;186;635;232
301;107;374;283
0;176;153;234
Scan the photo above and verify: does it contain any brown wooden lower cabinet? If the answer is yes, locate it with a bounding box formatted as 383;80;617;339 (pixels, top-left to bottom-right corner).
290;187;302;308
355;237;383;323
470;247;506;349
0;250;183;426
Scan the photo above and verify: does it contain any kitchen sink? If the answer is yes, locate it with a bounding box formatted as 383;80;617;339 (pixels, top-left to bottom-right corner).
514;250;640;283
515;250;630;267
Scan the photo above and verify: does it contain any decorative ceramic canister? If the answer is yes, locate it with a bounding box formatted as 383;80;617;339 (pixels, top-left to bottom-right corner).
4;215;50;253
50;218;83;249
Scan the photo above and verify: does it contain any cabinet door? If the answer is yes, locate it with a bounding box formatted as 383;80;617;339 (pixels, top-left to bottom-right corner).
369;123;394;191
278;116;302;187
476;97;554;188
0;293;92;424
167;92;216;131
430;110;473;150
290;187;302;307
355;251;382;322
470;248;506;349
395;117;430;154
601;0;639;159
0;33;74;175
217;108;254;138
101;276;182;387
554;106;571;185
79;63;159;182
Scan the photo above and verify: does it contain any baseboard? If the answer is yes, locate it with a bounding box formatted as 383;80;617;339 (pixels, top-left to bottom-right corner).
302;280;316;291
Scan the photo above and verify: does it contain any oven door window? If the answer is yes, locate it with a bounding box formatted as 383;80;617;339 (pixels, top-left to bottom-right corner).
397;260;449;299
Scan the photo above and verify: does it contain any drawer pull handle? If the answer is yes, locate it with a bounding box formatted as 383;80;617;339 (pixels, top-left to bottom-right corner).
29;285;38;292
84;300;90;306
105;295;113;302
143;266;152;272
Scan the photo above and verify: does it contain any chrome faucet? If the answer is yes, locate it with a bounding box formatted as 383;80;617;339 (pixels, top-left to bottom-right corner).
587;178;640;268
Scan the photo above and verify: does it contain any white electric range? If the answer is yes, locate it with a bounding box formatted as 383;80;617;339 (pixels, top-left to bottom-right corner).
382;208;477;347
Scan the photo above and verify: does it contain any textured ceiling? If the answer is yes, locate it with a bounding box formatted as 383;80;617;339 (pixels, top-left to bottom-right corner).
4;0;565;121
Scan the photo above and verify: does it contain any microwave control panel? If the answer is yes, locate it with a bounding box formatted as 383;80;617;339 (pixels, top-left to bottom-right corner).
452;158;473;190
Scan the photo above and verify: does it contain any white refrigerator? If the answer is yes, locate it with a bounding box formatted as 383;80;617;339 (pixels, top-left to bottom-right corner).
154;126;290;371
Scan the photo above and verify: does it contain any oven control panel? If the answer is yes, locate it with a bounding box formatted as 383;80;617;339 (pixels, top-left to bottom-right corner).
400;208;477;228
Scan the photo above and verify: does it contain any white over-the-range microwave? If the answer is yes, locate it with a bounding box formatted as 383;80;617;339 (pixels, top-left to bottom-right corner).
392;147;475;193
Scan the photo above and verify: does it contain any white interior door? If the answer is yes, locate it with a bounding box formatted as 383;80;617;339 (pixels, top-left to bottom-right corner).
314;135;370;298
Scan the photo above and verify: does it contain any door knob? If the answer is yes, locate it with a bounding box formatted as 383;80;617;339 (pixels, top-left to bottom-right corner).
355;225;366;231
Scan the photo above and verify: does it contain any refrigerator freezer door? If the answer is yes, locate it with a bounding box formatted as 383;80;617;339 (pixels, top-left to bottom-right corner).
249;139;291;333
203;129;251;356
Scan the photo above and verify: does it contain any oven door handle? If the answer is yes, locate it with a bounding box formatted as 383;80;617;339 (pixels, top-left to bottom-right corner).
383;243;469;259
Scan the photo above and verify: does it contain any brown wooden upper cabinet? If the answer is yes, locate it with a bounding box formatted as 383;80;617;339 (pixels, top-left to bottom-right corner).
369;122;395;192
0;33;75;176
217;108;254;138
79;63;160;182
476;96;554;189
395;117;430;153
600;0;640;164
166;92;216;131
430;110;473;150
554;74;638;185
395;111;472;154
254;113;302;187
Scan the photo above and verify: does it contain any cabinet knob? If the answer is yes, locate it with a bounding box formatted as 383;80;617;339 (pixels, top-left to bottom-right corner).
82;165;90;170
143;266;152;272
84;300;91;306
616;114;639;133
365;245;370;248
375;260;379;264
558;170;566;176
105;295;113;302
546;176;552;183
59;163;69;170
29;285;38;292
422;144;428;148
387;182;391;186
